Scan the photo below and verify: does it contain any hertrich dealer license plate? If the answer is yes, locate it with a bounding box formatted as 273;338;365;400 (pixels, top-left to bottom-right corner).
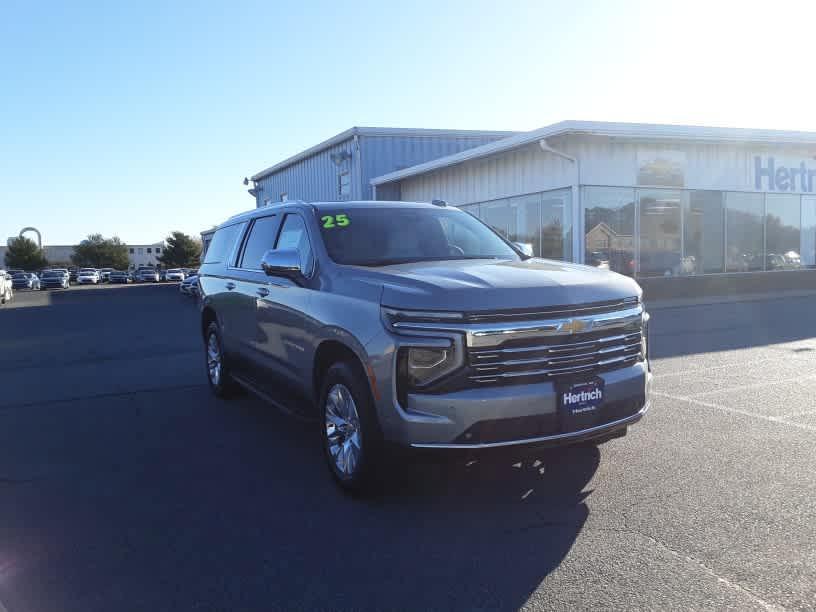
557;378;605;433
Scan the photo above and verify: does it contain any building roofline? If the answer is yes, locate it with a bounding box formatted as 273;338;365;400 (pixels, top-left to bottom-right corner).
249;126;516;181
370;120;816;186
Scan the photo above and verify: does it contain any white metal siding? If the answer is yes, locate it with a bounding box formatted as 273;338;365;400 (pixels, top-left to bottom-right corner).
549;134;816;193
254;133;510;206
398;134;816;203
399;143;575;204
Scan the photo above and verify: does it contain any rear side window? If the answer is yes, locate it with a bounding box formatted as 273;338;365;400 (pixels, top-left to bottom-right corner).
239;215;279;269
203;223;244;264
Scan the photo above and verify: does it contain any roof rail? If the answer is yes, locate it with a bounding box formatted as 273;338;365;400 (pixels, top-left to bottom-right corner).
224;199;307;223
263;198;306;207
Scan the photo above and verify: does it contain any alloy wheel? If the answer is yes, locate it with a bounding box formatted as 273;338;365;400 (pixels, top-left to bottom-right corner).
207;333;222;386
324;384;362;477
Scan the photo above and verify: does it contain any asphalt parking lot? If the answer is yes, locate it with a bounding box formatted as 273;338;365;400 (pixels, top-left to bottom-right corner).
1;284;815;611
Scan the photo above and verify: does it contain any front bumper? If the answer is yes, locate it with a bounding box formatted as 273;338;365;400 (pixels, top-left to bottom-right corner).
379;362;651;449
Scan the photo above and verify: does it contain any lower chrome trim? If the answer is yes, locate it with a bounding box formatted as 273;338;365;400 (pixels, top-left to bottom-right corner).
410;401;650;449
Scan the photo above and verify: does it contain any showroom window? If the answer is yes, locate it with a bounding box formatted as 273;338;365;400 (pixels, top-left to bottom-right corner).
802;197;816;267
638;189;683;277
685;191;724;274
462;189;572;261
542;190;572;261
765;194;801;270
583;187;635;275
725;192;765;272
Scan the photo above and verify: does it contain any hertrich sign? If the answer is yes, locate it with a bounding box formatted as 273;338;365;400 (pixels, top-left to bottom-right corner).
755;156;816;192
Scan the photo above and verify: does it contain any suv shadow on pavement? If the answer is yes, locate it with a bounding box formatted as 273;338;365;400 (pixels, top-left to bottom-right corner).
223;394;599;610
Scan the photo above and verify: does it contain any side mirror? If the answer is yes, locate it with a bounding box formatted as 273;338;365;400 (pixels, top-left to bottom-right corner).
260;249;302;279
514;242;534;257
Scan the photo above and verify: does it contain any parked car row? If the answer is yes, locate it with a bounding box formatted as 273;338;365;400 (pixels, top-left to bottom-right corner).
11;272;41;290
2;266;198;291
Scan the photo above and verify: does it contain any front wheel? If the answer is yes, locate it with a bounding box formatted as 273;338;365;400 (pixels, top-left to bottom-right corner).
320;361;383;493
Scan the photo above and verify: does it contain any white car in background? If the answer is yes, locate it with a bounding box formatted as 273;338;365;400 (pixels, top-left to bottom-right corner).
165;268;186;281
77;268;100;284
0;270;14;305
48;268;71;284
137;268;160;283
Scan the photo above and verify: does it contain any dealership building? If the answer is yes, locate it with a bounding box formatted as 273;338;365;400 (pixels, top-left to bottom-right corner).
245;121;816;286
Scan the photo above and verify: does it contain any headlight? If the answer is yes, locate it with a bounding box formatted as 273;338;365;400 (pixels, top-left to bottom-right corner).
381;307;463;331
398;344;459;389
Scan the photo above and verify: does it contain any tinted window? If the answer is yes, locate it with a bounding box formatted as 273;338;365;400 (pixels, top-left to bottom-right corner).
726;192;764;272
203;223;244;264
765;194;801;271
318;207;519;266
583;187;635;276
638;189;682;277
276;214;314;273
684;191;724;274
239;215;278;269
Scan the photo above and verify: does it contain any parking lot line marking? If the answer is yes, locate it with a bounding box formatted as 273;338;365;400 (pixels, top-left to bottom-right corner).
653;391;816;434
652;355;788;379
682;373;816;399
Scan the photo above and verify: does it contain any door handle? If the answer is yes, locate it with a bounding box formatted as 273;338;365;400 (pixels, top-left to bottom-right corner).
225;282;236;290
256;287;270;298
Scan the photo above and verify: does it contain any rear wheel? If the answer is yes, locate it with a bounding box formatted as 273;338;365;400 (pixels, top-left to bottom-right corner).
320;361;383;493
204;322;240;398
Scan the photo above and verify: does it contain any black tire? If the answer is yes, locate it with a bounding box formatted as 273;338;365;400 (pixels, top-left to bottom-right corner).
204;321;240;398
319;361;383;494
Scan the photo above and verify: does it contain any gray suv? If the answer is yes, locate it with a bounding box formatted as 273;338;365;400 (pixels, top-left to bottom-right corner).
200;201;651;491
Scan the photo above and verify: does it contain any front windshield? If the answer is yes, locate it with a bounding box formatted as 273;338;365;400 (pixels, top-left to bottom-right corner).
318;207;520;266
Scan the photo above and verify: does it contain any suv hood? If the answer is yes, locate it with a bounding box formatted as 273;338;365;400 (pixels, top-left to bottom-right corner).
357;259;641;312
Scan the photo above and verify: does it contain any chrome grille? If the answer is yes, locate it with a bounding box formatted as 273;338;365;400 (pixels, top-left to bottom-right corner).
463;297;640;323
467;318;643;385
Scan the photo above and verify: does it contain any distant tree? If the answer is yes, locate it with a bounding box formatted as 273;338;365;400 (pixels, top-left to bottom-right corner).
158;232;202;268
71;234;129;269
4;236;48;270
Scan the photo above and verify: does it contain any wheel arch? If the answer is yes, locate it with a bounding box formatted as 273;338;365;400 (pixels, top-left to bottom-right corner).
201;305;219;340
312;338;375;406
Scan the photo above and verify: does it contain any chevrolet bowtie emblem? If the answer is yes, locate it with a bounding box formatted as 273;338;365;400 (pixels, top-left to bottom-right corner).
561;318;588;334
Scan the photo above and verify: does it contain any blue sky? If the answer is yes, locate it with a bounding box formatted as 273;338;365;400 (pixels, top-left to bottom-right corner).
2;0;816;245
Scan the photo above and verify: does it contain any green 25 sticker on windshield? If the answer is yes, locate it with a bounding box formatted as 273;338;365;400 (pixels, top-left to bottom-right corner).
322;214;350;228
